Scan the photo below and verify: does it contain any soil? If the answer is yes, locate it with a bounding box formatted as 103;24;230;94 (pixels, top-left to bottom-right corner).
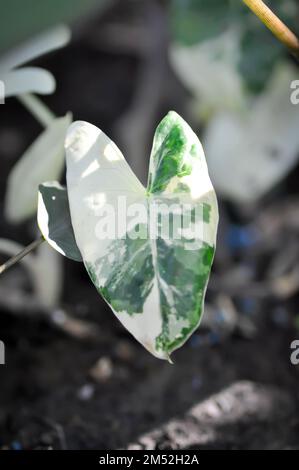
0;0;298;450
1;299;299;450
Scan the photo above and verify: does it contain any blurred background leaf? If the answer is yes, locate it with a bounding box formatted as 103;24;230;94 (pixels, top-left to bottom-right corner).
170;0;299;94
0;0;112;53
170;0;236;46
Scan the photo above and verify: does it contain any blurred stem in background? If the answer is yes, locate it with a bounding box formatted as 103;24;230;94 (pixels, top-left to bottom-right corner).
18;94;56;127
243;0;299;59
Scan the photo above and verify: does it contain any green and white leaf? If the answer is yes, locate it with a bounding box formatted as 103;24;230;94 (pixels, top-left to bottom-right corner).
204;62;299;203
37;181;82;262
65;111;218;360
170;29;246;120
169;0;298;126
5;113;72;223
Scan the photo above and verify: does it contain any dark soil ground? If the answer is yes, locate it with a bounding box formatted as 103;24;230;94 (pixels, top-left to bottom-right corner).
0;0;299;450
0;296;299;450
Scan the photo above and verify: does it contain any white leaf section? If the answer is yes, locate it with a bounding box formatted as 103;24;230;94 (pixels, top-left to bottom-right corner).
65;121;145;262
65;122;162;357
34;243;63;308
170;30;245;120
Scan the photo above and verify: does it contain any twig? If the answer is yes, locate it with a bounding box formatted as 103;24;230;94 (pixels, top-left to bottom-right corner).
242;0;299;59
0;236;44;275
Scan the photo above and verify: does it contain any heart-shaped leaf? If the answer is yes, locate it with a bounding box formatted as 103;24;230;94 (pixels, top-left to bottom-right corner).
64;111;218;360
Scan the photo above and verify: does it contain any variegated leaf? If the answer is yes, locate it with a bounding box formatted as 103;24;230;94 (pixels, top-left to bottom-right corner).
65;111;218;360
37;181;82;262
204;63;299;203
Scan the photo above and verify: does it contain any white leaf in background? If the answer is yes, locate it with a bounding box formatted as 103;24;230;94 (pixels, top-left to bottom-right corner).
0;25;71;98
5;113;72;223
0;25;71;70
1;67;55;98
0;238;62;309
170;30;246;120
204;62;299;203
34;242;63;308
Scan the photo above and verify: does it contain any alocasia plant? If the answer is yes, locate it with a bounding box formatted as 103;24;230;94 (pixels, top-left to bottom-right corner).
0;26;71;311
2;25;72;223
170;0;299;205
38;111;218;360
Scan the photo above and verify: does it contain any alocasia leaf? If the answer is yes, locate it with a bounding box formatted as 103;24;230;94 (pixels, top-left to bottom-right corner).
170;30;246;120
37;181;82;262
204;63;299;203
63;111;218;360
170;0;298;95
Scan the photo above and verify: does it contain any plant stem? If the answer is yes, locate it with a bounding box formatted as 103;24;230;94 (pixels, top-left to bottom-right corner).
18;93;56;127
0;236;44;275
242;0;299;59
